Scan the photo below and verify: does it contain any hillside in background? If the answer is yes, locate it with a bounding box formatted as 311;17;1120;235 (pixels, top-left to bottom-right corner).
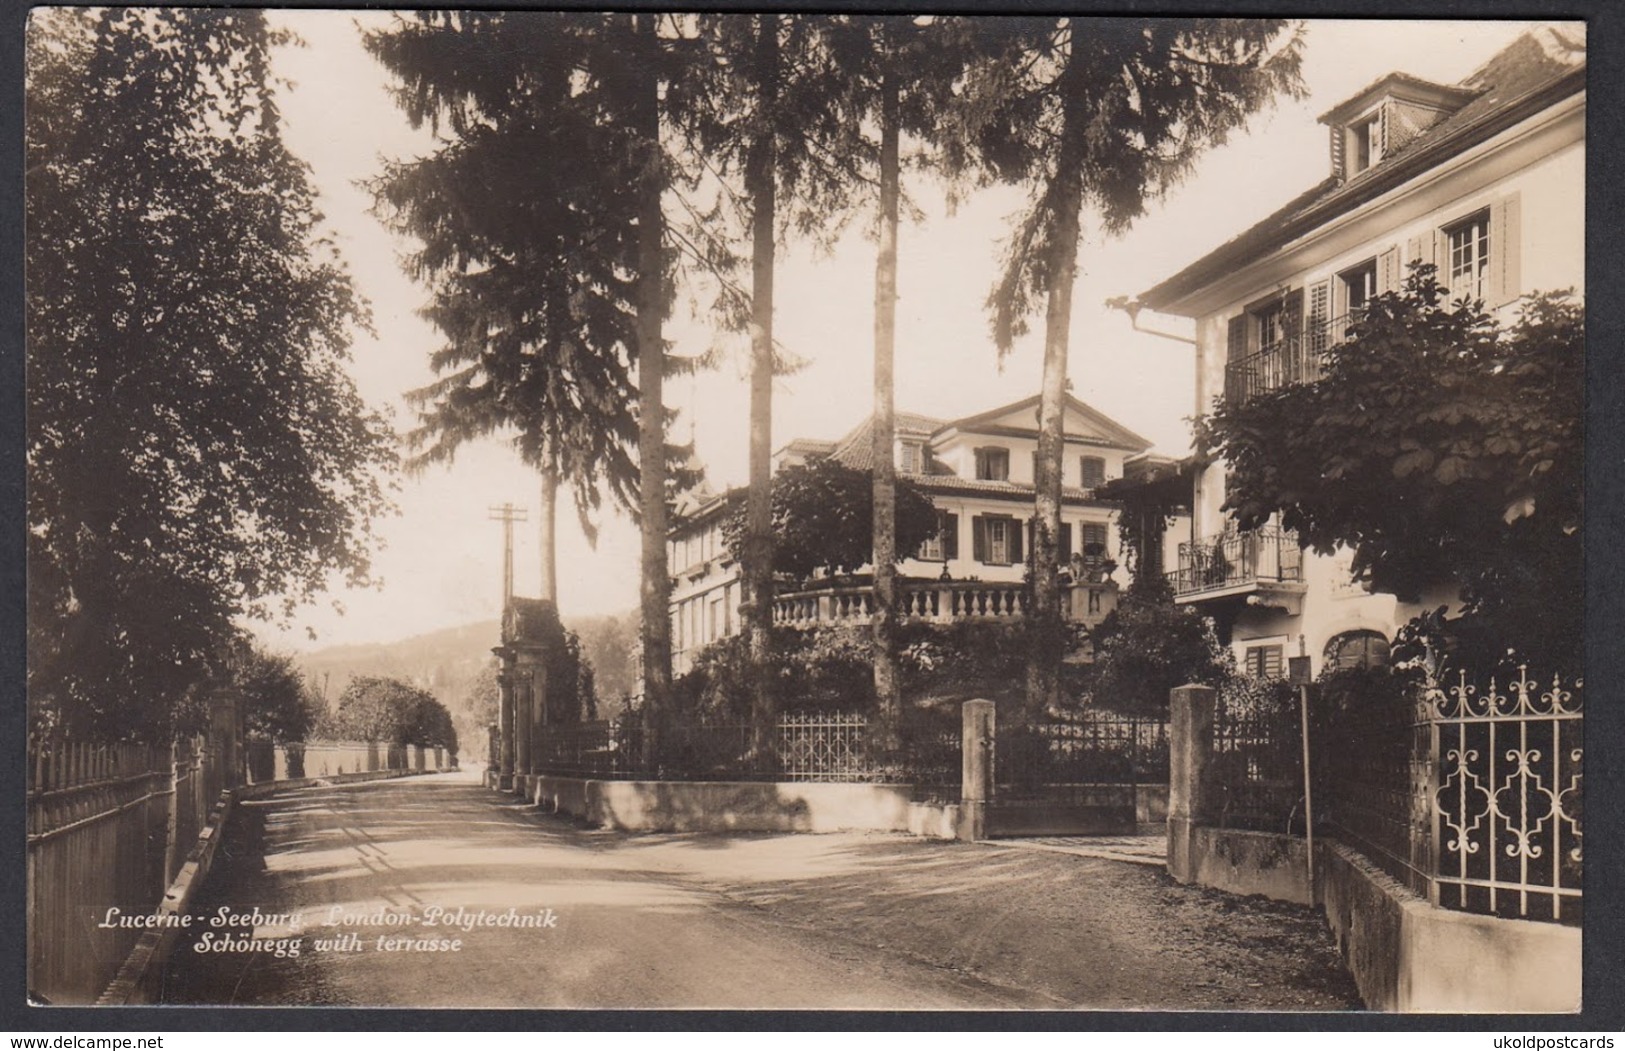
290;611;638;756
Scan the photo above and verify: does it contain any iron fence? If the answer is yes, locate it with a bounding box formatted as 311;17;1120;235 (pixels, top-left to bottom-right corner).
1207;680;1304;832
1170;527;1303;598
1315;665;1582;925
996;712;1168;805
532;710;959;787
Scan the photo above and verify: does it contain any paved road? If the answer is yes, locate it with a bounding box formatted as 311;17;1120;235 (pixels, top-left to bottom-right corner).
159;771;1046;1008
161;771;1360;1010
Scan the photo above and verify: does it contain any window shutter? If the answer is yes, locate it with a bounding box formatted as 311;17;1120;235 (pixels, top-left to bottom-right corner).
943;513;959;561
974;448;987;480
1082;522;1108;556
1030;451;1039;486
1060;523;1073;561
1306;279;1331;359
1377;245;1401;293
1328;125;1345;180
1009;518;1024;564
1489;192;1522;307
1080;456;1106;490
972;516;986;563
1226;315;1248;364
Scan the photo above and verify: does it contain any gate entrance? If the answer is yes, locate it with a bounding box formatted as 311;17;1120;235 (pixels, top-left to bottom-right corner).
987;715;1168;837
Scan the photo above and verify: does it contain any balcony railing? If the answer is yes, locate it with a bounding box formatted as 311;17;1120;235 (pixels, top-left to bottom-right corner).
1224;312;1354;404
1170;527;1303;599
771;579;1118;629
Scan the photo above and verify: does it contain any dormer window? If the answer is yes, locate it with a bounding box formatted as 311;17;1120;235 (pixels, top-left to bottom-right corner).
1319;73;1478;181
974;447;1009;482
898;440;923;475
1349;110;1383;173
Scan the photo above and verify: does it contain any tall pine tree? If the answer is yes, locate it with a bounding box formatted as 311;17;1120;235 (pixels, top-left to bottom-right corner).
950;18;1305;718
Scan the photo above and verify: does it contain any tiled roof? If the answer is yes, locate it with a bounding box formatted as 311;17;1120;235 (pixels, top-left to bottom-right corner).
827;411;950;471
1139;27;1585;313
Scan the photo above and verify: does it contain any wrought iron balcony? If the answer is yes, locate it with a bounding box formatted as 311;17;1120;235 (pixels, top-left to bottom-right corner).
1223;313;1354;405
1170;527;1303;600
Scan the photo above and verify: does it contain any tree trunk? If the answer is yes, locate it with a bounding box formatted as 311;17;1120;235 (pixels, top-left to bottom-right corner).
1026;29;1087;722
632;12;670;759
538;467;558;605
744;13;780;766
871;68;902;756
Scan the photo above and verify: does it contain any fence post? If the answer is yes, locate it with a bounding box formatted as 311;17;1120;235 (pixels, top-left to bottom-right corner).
957;699;995;842
1167;683;1217;884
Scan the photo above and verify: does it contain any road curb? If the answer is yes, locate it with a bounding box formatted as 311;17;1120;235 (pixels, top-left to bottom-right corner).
95;767;449;1005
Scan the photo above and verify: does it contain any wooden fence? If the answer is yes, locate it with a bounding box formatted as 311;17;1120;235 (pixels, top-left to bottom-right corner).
27;737;207;1005
27;733;456;1004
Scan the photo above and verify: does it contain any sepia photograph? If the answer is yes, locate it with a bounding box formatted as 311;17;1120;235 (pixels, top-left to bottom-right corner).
22;10;1588;1016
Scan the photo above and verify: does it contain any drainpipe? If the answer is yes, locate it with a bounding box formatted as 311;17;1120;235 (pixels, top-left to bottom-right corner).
1110;297;1203;556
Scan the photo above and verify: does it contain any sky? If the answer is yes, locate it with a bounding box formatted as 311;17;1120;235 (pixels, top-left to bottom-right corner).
254;15;1548;652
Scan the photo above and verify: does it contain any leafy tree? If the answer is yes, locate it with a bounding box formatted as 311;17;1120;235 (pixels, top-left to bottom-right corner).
721;459;940;582
1198;276;1583;675
327;675;457;749
946;18;1304;718
1086;579;1230;716
228;642;322;744
26;9;396;740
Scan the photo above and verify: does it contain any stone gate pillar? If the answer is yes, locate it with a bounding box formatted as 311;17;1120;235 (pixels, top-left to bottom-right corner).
957;699;995;842
1168;683;1217;883
495;662;515;790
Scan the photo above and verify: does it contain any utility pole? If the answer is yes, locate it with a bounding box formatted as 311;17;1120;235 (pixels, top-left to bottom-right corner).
488;502;529;611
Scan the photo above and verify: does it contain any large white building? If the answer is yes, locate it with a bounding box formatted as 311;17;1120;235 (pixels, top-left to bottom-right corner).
668;394;1178;675
1133;25;1585;677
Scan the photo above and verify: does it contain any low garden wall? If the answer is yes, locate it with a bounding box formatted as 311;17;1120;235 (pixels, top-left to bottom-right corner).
1318;841;1580;1013
1167;681;1582;1014
521;773;916;834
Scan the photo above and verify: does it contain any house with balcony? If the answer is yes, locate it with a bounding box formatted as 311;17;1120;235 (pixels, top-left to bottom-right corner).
668;394;1179;675
1130;25;1584;677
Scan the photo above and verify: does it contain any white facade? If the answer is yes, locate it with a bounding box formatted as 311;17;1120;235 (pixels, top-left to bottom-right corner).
668;394;1159;675
1140;28;1585;676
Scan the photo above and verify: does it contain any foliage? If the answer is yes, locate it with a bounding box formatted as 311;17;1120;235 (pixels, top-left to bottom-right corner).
25;9;396;740
324;675;458;751
940;17;1304;716
673;620;1092;720
944;18;1308;352
721;458;940;580
1198;276;1583;675
1088;585;1231;715
551;629;601;725
365;12;676;539
227;642;323;745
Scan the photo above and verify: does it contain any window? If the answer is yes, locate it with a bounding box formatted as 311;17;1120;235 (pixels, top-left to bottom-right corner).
1256;301;1288;355
708;595;726;641
972;515;1020;565
987;518;1009;564
1339;259;1377;314
1079;456;1106;491
1080;522;1108;560
1244;644;1284;679
974;447;1010;481
1445;210;1491;302
1349;111;1382;173
1324;631;1390;671
899;440;922;475
918;511;958;562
